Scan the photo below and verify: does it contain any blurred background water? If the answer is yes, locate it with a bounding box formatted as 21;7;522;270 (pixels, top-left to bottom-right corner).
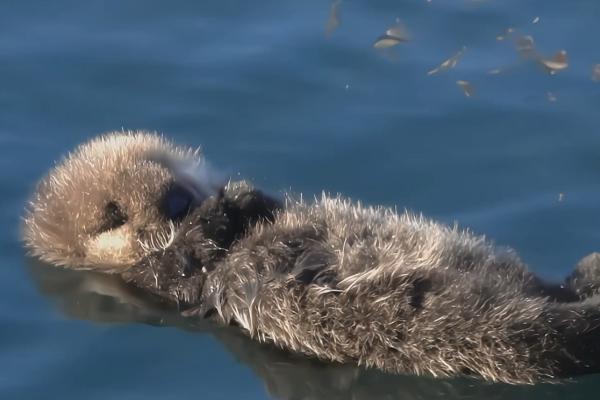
2;0;600;398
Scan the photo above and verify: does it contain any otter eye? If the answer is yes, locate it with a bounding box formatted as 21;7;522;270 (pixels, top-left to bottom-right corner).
161;184;193;221
98;201;128;233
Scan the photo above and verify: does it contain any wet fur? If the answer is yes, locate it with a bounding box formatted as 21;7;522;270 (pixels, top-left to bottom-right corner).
23;132;600;384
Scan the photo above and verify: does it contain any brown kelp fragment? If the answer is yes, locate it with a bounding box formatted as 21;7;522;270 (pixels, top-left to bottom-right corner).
539;50;568;74
593;64;600;81
427;46;467;75
516;35;536;58
325;0;342;37
514;34;568;74
373;21;409;49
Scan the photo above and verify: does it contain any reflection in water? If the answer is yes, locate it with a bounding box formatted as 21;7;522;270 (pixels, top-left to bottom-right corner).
26;260;597;400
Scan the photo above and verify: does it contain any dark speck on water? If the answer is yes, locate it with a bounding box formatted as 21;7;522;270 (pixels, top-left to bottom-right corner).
3;0;600;399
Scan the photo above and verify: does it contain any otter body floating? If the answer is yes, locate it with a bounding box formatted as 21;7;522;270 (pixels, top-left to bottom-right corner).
23;132;600;384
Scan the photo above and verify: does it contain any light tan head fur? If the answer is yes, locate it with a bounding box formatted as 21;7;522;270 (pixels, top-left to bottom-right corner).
23;131;215;272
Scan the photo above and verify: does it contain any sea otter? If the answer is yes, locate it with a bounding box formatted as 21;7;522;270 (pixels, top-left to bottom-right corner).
22;131;600;384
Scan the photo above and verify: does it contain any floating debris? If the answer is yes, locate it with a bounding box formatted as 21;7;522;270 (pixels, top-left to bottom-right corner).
547;91;557;102
427;46;467;75
496;27;515;41
373;20;409;49
539;50;568;74
514;35;568;74
558;193;565;202
325;0;342;37
344;83;350;90
488;68;503;75
532;16;540;24
456;80;474;97
373;36;404;48
516;35;536;58
593;64;600;81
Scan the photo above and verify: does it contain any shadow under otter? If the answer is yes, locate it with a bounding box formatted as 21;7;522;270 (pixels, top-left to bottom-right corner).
27;261;600;400
21;133;600;385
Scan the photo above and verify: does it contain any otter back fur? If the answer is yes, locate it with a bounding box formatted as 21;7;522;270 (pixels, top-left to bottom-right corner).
22;131;600;384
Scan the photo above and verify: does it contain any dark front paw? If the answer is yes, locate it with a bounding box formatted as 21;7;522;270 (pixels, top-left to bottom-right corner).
122;247;207;307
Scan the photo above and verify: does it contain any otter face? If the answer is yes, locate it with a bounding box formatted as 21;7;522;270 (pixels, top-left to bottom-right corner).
23;132;219;272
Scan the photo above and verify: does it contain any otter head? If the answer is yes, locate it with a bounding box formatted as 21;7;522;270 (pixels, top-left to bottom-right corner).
23;132;280;287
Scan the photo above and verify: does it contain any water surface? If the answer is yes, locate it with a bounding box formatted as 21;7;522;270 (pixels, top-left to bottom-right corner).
2;0;600;398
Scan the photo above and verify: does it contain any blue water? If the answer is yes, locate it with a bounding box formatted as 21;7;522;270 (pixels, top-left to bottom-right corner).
2;0;600;398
